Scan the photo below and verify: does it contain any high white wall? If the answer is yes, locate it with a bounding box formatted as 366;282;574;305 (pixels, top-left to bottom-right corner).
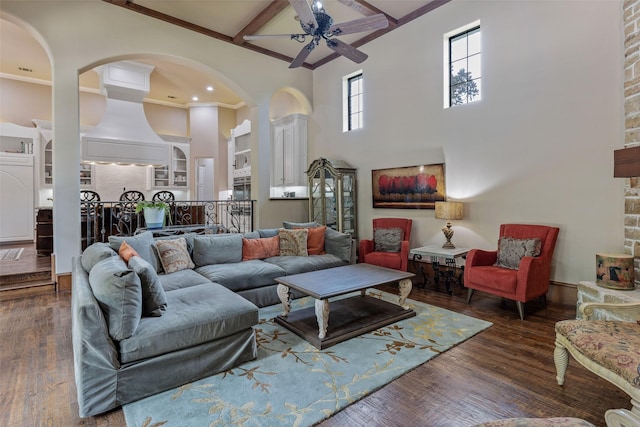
311;0;625;285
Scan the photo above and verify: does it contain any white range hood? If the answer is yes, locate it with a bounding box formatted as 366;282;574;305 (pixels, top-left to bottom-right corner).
82;61;170;166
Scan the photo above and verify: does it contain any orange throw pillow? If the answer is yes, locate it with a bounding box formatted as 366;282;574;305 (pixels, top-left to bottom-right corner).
118;240;139;263
242;236;280;261
296;226;326;255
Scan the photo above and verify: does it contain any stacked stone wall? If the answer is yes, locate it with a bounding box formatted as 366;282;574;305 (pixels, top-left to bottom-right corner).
624;0;640;285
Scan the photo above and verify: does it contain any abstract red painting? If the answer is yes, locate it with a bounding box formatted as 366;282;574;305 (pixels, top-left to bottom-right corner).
371;163;446;209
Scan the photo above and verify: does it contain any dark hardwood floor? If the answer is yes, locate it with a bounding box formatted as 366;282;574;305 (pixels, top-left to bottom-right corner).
0;275;630;427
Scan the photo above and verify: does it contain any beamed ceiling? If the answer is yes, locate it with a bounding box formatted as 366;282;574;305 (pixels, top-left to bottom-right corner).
1;0;450;108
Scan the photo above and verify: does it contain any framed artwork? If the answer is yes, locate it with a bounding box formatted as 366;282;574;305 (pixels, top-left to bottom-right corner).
371;163;446;209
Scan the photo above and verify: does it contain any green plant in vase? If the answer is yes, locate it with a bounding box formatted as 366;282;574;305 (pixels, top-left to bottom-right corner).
135;201;171;229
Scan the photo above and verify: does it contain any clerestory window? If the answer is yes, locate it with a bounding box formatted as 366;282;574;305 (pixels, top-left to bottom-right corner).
446;23;481;107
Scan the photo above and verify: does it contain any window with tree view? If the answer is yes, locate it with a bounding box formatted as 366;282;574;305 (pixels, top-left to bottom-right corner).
449;26;481;106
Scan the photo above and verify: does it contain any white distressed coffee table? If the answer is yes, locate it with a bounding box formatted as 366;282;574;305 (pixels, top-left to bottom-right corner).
275;263;415;349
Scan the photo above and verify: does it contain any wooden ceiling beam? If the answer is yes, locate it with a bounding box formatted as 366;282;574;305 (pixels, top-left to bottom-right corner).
233;0;290;45
397;0;452;26
337;0;398;29
103;0;232;43
312;0;451;69
102;0;451;70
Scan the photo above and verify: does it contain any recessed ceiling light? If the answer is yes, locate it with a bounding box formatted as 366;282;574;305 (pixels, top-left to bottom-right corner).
206;86;214;92
192;96;199;101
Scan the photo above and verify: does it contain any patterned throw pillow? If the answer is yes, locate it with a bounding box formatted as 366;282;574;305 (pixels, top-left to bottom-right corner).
242;236;280;260
154;237;195;274
295;225;327;255
374;227;404;252
278;228;308;256
495;237;542;270
118;241;139;264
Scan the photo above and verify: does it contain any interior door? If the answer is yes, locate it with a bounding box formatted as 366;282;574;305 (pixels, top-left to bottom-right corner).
195;157;214;200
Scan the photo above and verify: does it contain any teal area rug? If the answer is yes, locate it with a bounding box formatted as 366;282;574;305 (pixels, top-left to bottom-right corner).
123;290;492;427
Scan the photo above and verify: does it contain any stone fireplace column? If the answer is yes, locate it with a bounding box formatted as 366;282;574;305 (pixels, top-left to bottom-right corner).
624;0;640;285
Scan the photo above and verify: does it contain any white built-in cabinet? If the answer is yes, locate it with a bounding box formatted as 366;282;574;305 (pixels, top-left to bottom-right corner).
41;140;95;188
148;136;191;189
270;114;308;199
33;120;95;189
0;123;36;242
227;119;251;189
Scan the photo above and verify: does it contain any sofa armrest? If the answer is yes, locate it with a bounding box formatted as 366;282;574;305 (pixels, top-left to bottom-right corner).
465;249;498;267
580;301;640;321
359;239;374;259
72;257;120;417
324;228;355;264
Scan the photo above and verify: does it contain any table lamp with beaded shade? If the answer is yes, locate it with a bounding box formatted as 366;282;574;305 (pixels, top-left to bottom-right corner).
435;201;464;249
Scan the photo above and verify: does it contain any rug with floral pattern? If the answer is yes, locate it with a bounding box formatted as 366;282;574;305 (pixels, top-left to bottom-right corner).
123;290;492;427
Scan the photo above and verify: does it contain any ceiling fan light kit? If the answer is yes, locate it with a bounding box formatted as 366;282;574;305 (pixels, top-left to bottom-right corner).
243;0;389;68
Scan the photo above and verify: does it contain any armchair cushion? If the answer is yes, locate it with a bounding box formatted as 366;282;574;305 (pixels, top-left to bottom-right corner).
495;237;542;270
363;251;404;271
467;266;518;293
373;227;404;252
556;320;640;388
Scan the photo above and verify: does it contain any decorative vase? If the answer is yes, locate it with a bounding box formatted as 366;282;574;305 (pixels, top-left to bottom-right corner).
596;253;635;290
143;207;165;230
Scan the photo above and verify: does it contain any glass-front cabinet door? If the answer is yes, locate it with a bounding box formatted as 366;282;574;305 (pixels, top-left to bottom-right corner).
307;158;357;238
149;142;189;189
172;146;188;187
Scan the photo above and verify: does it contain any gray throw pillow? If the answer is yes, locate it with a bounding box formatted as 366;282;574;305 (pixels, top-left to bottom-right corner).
283;220;320;229
89;256;142;341
243;230;261;239
192;233;243;267
324;227;352;263
81;242;117;273
128;256;167;317
374;227;404;252
258;228;279;238
109;231;160;273
495;237;542;270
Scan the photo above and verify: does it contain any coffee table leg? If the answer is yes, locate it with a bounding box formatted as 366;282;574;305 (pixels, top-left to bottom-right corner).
277;284;292;317
398;278;412;310
315;299;330;339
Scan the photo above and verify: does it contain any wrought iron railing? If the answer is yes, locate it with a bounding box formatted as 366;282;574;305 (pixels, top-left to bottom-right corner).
80;199;255;249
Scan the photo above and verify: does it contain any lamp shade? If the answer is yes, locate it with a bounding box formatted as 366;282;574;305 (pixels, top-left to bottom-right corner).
435;202;463;220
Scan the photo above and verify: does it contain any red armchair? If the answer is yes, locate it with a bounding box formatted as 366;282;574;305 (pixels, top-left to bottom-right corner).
359;218;412;271
464;223;559;320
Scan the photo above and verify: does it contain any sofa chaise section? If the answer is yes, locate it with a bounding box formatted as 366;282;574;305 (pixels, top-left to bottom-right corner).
72;257;258;418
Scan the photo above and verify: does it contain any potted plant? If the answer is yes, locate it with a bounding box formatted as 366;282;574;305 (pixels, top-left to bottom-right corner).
135;201;170;230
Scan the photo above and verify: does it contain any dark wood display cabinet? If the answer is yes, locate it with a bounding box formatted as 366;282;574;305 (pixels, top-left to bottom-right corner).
36;208;53;256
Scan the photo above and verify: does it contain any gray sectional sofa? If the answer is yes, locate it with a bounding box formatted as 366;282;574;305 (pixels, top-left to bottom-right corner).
72;223;354;417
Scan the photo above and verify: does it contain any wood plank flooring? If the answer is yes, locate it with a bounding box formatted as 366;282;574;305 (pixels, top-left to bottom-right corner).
0;280;630;427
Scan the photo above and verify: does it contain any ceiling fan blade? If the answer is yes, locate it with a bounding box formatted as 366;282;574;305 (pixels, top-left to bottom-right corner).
243;34;306;41
326;38;368;64
289;0;318;30
329;13;389;36
289;41;316;68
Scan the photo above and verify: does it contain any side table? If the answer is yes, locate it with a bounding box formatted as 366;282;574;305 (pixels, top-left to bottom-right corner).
410;245;470;295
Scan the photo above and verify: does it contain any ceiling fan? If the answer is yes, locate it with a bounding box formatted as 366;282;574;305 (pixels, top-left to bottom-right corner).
243;0;389;68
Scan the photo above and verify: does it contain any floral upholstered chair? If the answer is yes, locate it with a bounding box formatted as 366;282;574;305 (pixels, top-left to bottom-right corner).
359;218;412;271
555;301;640;423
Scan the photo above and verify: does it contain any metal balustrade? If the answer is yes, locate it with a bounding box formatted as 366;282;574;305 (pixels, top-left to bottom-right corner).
80;199;255;249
